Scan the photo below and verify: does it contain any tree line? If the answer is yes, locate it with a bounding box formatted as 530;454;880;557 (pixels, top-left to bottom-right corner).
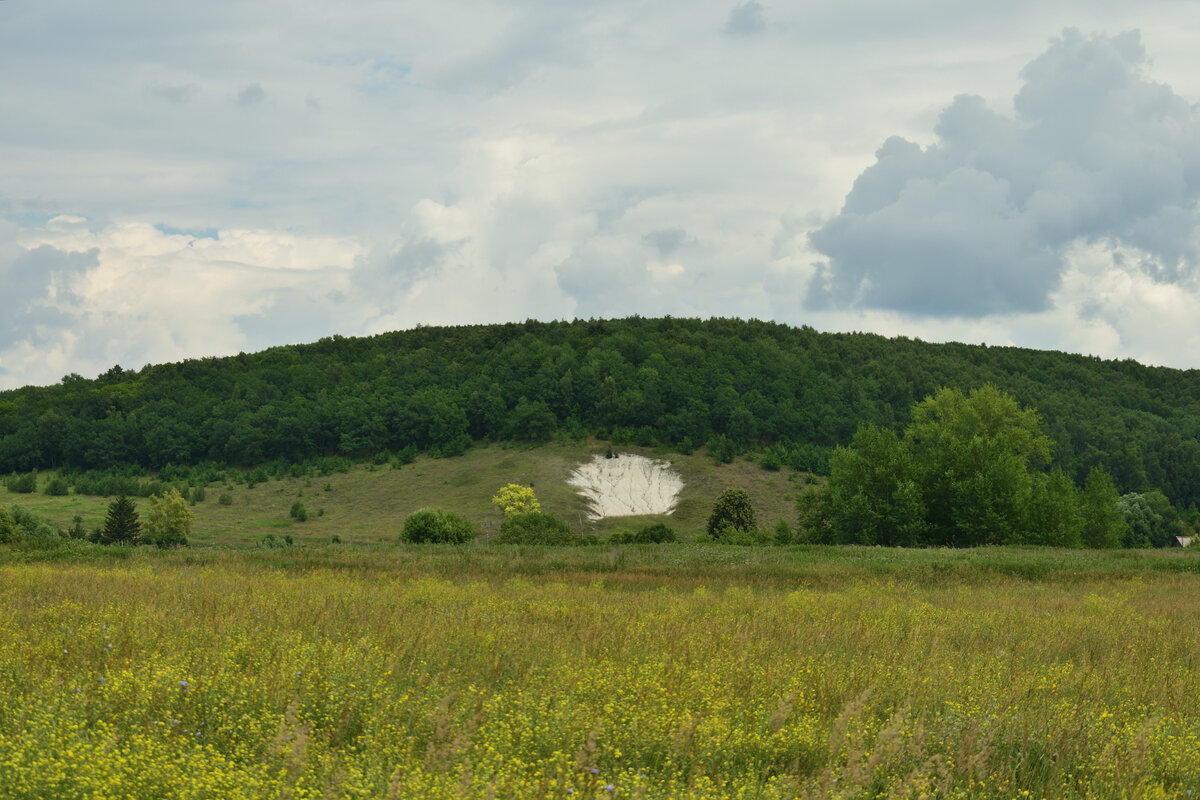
1;317;1199;510
794;386;1154;547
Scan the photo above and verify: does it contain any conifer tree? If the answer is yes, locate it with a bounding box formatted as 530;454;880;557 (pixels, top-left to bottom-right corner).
99;495;141;545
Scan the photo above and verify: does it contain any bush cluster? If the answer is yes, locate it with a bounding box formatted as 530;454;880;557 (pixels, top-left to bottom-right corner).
401;508;477;544
4;472;36;494
495;512;576;545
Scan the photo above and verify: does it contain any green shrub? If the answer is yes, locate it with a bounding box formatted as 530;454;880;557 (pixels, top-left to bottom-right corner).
68;516;86;540
773;517;793;545
760;445;786;472
401;508;476;544
192;486;206;503
258;534;291;549
0;507;20;544
612;522;677;544
290;501;308;522
241;467;269;489
636;522;676;543
706;434;738;464
218;492;234;506
5;471;36;494
43;476;69;496
496;512;576;545
720;527;774;546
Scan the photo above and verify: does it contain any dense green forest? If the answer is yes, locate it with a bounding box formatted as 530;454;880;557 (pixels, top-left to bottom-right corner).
1;317;1198;509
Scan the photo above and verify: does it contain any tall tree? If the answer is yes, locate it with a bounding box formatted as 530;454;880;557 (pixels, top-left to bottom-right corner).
1079;466;1127;548
825;424;926;546
1024;470;1083;547
906;385;1052;546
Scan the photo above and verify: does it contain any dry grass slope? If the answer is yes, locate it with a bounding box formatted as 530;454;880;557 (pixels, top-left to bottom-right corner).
4;442;800;546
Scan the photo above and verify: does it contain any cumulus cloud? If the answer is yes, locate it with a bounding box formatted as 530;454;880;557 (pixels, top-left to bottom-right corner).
808;29;1200;317
0;222;363;388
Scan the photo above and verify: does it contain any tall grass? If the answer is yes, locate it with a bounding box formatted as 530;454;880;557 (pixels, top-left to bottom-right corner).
1;546;1199;798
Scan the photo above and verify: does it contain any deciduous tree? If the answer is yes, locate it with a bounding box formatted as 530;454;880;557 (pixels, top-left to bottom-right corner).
1079;466;1127;548
138;488;191;547
707;487;757;539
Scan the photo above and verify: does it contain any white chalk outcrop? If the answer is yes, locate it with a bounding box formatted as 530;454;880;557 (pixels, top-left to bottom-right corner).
567;453;684;520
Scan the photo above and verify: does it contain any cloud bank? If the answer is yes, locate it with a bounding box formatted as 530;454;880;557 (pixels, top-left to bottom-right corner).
5;3;1200;388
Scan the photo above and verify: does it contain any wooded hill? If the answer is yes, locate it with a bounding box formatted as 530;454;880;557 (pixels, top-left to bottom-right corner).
1;317;1198;508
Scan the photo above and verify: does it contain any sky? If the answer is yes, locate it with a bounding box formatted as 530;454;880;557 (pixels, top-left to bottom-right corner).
4;2;1200;389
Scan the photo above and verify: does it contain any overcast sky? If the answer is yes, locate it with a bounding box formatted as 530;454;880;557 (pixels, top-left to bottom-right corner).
4;2;1200;389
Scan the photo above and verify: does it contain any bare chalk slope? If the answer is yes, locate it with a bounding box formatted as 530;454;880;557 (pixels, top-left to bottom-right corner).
567;453;684;520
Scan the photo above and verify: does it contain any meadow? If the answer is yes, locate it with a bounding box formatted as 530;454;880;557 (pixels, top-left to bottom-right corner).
2;544;1200;799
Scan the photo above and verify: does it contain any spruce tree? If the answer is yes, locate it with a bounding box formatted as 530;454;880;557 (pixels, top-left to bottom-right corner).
100;495;141;545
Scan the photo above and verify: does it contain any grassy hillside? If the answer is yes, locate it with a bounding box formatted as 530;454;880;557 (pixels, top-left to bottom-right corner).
4;442;799;546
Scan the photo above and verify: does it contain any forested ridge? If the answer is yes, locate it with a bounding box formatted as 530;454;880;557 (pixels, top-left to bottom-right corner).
2;316;1199;508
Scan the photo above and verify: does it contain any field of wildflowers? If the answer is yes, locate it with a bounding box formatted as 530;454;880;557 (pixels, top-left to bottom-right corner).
1;545;1199;799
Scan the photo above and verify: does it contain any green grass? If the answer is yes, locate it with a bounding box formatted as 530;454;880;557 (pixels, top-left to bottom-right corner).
4;442;800;546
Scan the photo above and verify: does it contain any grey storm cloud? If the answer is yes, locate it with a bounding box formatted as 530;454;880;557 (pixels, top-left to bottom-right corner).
350;236;464;303
0;241;98;345
807;29;1200;317
723;2;766;37
643;228;691;256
